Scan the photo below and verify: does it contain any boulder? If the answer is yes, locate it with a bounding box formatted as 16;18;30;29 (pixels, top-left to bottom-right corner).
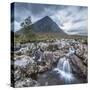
75;44;88;66
69;54;87;79
14;55;34;68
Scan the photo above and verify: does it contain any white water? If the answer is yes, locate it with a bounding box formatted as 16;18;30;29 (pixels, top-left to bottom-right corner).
54;57;74;83
63;58;71;73
51;45;75;82
66;47;75;57
53;49;75;83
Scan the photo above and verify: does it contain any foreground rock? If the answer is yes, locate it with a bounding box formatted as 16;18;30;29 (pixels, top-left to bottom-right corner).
69;54;87;82
75;44;88;66
15;78;40;88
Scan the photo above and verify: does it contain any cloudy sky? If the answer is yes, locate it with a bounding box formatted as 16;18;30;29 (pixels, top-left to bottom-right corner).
11;2;88;35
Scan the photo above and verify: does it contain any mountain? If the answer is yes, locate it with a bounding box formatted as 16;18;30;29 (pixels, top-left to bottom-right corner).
16;16;67;35
32;16;66;34
14;16;87;43
15;16;69;42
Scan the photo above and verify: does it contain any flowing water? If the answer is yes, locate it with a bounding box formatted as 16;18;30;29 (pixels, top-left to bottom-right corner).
53;47;75;83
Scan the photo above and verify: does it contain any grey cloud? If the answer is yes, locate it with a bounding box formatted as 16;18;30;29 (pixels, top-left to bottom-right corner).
72;19;87;23
12;2;88;35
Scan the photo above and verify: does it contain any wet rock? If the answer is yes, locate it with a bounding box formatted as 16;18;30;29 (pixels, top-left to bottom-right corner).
75;44;88;66
53;50;65;59
38;42;49;51
15;78;40;88
69;54;87;79
23;62;38;76
34;49;43;61
38;65;48;73
14;43;21;51
14;67;21;81
14;55;34;67
47;44;59;51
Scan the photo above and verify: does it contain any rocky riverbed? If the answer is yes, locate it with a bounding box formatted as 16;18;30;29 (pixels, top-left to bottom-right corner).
11;39;88;87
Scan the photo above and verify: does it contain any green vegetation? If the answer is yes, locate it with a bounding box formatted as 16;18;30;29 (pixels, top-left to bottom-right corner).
14;31;87;44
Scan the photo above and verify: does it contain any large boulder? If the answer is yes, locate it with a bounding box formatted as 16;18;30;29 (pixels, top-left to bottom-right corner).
69;54;87;79
14;55;34;67
75;44;88;66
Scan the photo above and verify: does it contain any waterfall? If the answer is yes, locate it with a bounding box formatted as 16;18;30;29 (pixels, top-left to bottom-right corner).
63;59;71;74
66;47;75;57
53;57;74;83
57;57;71;74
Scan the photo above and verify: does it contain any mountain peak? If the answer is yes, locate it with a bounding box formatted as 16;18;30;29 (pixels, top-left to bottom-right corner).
40;16;53;23
43;16;51;19
31;16;67;35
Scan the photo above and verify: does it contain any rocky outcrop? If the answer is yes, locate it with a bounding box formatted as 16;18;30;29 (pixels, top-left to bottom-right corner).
75;44;88;66
69;54;87;81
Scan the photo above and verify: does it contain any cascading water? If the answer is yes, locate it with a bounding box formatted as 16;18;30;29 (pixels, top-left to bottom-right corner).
54;57;74;83
53;47;75;83
63;58;71;74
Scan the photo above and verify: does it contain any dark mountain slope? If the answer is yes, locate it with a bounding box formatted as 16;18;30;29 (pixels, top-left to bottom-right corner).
32;16;66;34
